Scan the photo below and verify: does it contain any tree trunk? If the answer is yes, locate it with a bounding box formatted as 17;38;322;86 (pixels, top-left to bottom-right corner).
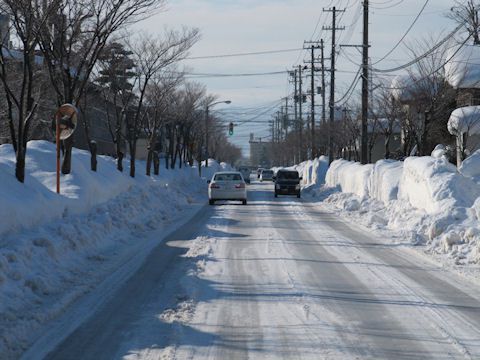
61;136;74;174
169;133;175;169
90;141;97;171
129;143;136;178
116;128;124;172
153;152;160;175
15;145;26;183
130;156;136;178
385;132;391;159
146;148;152;176
117;151;124;172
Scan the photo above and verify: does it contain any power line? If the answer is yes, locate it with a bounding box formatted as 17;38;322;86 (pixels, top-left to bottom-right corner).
184;70;287;78
370;0;405;10
185;48;303;60
372;23;464;73
372;0;430;65
381;35;472;91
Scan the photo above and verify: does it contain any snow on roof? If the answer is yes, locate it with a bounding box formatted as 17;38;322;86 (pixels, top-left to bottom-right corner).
444;44;480;89
390;74;417;102
447;105;480;135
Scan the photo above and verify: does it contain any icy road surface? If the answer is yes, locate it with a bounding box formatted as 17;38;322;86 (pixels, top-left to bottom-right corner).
37;181;480;359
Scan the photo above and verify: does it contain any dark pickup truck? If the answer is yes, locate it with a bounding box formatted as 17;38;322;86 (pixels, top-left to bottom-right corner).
273;169;302;198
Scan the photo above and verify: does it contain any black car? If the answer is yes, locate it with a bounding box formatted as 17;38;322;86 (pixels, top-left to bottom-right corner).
273;169;301;198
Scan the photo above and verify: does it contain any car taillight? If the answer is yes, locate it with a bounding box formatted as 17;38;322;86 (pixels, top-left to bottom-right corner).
235;183;245;189
210;183;220;189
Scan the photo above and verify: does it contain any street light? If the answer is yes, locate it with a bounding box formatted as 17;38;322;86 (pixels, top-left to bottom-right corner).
205;100;231;168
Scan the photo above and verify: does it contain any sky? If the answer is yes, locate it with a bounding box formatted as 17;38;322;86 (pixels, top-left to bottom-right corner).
136;0;461;156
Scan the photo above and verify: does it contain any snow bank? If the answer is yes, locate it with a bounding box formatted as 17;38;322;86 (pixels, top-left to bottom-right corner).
445;44;480;89
313;153;480;267
325;160;373;199
271;156;328;187
369;160;403;204
447;105;480;136
0;140;212;358
460;149;480;181
299;156;329;186
399;156;480;214
325;156;479;214
200;159;233;180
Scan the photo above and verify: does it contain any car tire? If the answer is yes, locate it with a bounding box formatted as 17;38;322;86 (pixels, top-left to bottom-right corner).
209;199;215;205
242;199;247;205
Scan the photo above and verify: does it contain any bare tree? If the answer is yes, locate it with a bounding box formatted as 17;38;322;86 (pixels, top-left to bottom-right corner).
35;0;166;174
0;0;60;182
96;42;136;171
374;90;403;159
403;36;456;155
143;70;183;175
448;0;480;45
126;29;200;177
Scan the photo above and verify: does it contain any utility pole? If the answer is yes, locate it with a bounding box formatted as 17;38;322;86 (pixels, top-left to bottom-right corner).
321;39;326;127
303;41;321;159
205;105;209;168
361;0;369;164
289;69;299;161
323;6;345;164
284;97;289;138
298;64;304;161
310;45;316;158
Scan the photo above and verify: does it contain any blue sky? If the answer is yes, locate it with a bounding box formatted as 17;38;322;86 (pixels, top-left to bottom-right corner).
137;0;460;156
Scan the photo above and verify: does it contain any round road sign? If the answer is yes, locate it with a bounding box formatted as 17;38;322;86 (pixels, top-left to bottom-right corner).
55;104;78;140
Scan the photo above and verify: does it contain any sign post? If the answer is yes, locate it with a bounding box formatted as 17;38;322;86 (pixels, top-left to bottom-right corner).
55;104;77;194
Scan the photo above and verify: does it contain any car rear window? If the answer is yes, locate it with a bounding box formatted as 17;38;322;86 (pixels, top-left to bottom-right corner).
277;171;299;179
263;170;273;175
214;173;243;181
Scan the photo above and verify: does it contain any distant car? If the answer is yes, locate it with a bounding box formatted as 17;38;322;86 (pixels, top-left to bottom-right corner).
208;171;247;205
257;167;265;179
237;166;251;183
274;169;301;198
260;169;274;182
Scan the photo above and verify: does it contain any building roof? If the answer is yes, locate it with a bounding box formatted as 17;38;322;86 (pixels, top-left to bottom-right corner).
444;44;480;89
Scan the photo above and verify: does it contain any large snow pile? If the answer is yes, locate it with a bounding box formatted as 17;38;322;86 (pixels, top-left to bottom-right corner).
447;105;480;136
0;141;211;358
325;160;374;199
300;156;329;187
460;149;480;181
272;156;329;188
0;141;134;236
309;152;480;267
368;159;403;204
398;156;480;214
445;44;480;89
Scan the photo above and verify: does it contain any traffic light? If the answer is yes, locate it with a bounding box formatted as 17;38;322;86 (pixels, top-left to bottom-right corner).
228;122;234;136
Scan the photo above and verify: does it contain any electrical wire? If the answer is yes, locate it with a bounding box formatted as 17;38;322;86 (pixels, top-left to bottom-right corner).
372;0;430;65
372;23;464;73
370;0;405;10
185;48;304;60
381;35;472;91
334;66;362;105
184;70;287;78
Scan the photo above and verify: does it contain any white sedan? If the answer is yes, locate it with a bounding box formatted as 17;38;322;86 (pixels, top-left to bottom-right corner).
208;171;247;205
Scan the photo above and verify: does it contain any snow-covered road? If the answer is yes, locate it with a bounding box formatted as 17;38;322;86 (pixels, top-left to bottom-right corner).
39;181;480;359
